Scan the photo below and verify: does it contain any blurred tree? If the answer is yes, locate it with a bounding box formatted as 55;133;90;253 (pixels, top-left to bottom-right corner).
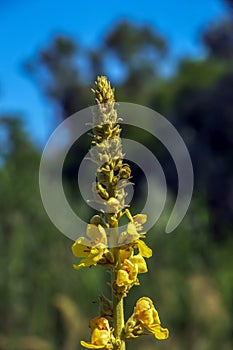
202;19;233;62
105;21;167;64
25;35;91;118
167;0;233;239
0;116;105;348
149;56;233;240
25;36;95;187
103;21;167;101
25;22;167;116
202;0;233;64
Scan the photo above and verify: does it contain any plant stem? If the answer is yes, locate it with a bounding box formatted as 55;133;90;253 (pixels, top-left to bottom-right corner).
112;256;126;350
109;222;126;350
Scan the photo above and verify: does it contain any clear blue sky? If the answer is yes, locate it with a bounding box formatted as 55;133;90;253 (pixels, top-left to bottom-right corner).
0;0;226;145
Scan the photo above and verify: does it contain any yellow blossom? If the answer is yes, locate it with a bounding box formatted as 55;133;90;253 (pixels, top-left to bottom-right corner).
125;209;147;230
132;213;147;231
130;254;148;274
72;224;108;269
119;246;133;261
134;297;169;339
118;222;140;245
116;254;148;287
134;239;152;258
118;237;152;260
81;317;112;349
118;216;152;259
116;259;138;287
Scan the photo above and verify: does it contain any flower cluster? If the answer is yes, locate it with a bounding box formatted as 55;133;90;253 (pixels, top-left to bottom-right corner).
71;76;169;350
72;210;153;302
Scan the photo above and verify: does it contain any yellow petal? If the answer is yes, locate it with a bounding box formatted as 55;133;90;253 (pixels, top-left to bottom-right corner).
117;222;139;244
127;222;139;236
116;269;131;287
136;240;152;258
152;307;161;324
73;262;86;270
73;247;105;269
97;225;107;245
80;340;105;349
86;224;107;245
124;259;138;281
72;239;91;257
118;224;139;245
133;214;147;225
119;247;133;261
91;328;110;346
118;231;128;245
130;254;148;274
73;257;95;269
106;197;120;212
136;296;153;312
116;259;138;286
146;324;169;340
86;224;100;240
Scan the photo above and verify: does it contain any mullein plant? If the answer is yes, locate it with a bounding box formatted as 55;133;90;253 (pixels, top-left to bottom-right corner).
72;76;169;350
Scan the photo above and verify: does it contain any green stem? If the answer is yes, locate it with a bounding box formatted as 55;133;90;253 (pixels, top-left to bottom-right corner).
112;259;126;350
109;223;126;350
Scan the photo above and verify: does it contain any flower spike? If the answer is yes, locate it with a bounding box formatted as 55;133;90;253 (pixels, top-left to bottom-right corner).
71;77;169;350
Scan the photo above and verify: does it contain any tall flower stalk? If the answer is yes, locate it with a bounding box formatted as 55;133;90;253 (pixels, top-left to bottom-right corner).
72;76;169;350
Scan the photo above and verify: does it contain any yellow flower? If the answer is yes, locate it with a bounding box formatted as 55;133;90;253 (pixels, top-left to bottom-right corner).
134;239;152;258
118;222;140;245
134;297;169;340
118;237;152;260
117;215;152;259
116;259;138;287
72;224;108;269
81;317;112;349
124;209;147;231
119;246;133;261
130;254;148;274
132;213;147;232
86;223;107;246
116;253;148;287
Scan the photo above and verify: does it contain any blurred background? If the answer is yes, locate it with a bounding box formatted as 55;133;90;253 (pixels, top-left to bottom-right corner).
0;0;233;349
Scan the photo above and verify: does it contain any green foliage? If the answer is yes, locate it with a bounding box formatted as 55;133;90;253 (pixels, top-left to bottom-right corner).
0;117;106;348
105;21;167;64
1;117;232;350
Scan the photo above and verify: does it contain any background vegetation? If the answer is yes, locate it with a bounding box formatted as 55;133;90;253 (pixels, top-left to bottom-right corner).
0;1;233;349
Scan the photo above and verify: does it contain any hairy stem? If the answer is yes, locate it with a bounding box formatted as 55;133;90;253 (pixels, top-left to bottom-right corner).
109;222;125;350
112;251;125;350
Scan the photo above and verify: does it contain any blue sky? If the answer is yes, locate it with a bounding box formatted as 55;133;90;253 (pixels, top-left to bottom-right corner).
0;0;226;145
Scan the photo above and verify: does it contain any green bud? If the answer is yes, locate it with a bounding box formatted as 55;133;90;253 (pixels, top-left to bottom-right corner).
96;182;109;200
90;215;107;227
119;165;131;179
